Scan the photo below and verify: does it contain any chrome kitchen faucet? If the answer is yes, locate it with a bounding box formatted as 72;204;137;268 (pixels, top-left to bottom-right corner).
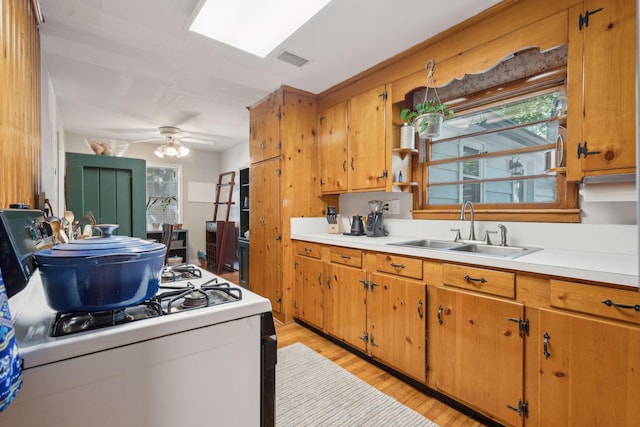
459;201;476;241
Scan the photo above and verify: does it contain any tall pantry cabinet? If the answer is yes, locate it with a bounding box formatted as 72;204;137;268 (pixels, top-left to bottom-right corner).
249;86;331;323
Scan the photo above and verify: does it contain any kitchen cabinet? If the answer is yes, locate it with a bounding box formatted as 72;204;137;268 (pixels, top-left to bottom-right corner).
435;286;525;427
318;101;348;194
530;279;640;426
249;158;282;314
293;241;324;329
249;92;281;163
66;153;146;238
535;308;640;426
347;85;391;192
368;270;426;382
249;86;329;323
566;0;637;181
317;86;392;194
325;255;368;352
147;229;188;264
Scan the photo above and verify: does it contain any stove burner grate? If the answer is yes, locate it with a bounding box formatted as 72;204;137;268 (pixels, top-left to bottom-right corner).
161;264;202;283
50;277;243;337
51;301;163;337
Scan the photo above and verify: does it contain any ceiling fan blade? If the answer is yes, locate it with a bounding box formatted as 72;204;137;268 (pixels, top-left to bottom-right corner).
130;137;164;144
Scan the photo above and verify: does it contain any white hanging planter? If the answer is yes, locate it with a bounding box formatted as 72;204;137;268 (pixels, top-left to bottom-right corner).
415;112;444;139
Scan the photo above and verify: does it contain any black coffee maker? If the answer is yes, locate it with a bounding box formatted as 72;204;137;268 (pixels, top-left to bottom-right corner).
366;200;387;237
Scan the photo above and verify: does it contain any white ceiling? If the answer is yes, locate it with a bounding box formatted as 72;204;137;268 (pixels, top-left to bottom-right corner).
39;0;502;152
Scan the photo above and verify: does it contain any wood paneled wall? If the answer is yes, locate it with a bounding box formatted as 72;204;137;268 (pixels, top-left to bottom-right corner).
1;0;41;209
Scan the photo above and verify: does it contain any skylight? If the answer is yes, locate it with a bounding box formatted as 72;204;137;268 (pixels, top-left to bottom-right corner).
189;0;332;58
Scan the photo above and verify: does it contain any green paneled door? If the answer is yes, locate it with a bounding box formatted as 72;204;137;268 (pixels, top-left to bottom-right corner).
65;153;146;238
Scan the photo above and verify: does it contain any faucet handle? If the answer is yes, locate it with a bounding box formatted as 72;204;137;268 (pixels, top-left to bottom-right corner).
450;228;461;242
484;230;498;246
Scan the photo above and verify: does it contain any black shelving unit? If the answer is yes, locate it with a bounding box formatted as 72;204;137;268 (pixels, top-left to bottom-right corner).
238;167;250;288
239;167;250;237
147;229;188;264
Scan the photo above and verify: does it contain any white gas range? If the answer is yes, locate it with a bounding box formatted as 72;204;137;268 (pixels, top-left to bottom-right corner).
0;210;275;427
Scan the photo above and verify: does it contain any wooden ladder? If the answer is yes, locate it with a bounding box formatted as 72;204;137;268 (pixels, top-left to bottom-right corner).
211;171;236;274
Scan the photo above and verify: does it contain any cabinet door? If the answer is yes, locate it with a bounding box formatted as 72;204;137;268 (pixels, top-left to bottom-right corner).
249;159;282;314
368;272;426;381
318;102;348;193
567;0;636;180
325;263;367;352
249;92;281;163
348;85;390;191
435;287;524;427
293;255;324;329
538;309;640;427
66;153;146;238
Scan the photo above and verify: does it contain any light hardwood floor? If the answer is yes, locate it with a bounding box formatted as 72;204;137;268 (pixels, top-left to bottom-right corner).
218;269;488;427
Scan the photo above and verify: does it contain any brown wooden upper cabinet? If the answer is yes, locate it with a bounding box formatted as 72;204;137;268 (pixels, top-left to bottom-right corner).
319;85;392;193
566;0;637;181
249;91;282;164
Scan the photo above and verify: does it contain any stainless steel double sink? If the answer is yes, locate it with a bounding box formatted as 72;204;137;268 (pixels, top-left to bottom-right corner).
387;239;540;259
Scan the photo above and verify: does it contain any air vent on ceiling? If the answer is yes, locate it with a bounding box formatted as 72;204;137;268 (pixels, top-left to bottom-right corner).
277;51;309;67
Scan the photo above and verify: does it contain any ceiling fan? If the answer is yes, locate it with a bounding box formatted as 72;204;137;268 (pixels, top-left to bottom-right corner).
132;126;215;158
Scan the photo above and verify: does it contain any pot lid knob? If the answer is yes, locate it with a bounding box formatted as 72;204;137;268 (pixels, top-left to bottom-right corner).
94;224;119;238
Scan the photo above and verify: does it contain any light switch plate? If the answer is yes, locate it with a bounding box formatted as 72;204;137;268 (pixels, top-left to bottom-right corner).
390;199;400;215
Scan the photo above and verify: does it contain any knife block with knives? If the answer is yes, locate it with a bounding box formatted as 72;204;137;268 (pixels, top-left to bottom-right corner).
327;206;340;234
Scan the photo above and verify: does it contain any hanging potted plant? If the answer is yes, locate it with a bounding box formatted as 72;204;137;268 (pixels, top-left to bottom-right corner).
413;98;454;139
400;59;454;139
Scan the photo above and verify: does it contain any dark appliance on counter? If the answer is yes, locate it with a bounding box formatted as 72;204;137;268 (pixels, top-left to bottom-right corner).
366;200;388;237
0;209;54;297
0;209;276;427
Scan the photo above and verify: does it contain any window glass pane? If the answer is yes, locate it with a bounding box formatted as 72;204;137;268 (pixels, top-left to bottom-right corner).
428;177;556;205
146;165;181;227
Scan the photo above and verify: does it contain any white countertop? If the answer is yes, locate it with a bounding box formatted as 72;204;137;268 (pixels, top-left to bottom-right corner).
291;218;639;288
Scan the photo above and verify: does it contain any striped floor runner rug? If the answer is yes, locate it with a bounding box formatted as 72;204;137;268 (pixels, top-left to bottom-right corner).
276;342;439;427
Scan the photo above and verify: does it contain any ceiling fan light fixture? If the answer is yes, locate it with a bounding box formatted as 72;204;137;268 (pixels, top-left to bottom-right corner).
155;139;190;159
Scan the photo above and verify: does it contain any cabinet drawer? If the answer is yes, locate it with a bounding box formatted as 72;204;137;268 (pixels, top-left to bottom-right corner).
294;241;322;259
550;279;640;325
376;253;422;280
329;246;362;268
443;264;515;298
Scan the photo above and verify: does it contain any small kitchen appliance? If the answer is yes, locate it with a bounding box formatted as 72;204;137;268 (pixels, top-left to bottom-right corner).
366;200;387;237
0;208;275;427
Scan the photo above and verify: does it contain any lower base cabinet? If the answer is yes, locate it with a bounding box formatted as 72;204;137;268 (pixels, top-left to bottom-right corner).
435;287;524;427
368;272;426;381
325;261;368;352
536;308;640;426
291;239;640;427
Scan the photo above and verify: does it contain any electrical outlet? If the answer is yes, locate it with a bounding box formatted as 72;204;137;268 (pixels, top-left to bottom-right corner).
390;199;400;215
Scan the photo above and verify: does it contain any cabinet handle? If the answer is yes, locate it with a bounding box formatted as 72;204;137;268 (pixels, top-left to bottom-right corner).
577;141;601;159
304;247;312;254
370;335;379;348
417;299;424;319
351;157;355;171
464;275;486;284
437;305;444;325
318;272;322;286
369;281;379;292
390;262;405;270
601;299;640;311
326;276;331;289
342;160;347;172
543;332;551;359
340;254;351;260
